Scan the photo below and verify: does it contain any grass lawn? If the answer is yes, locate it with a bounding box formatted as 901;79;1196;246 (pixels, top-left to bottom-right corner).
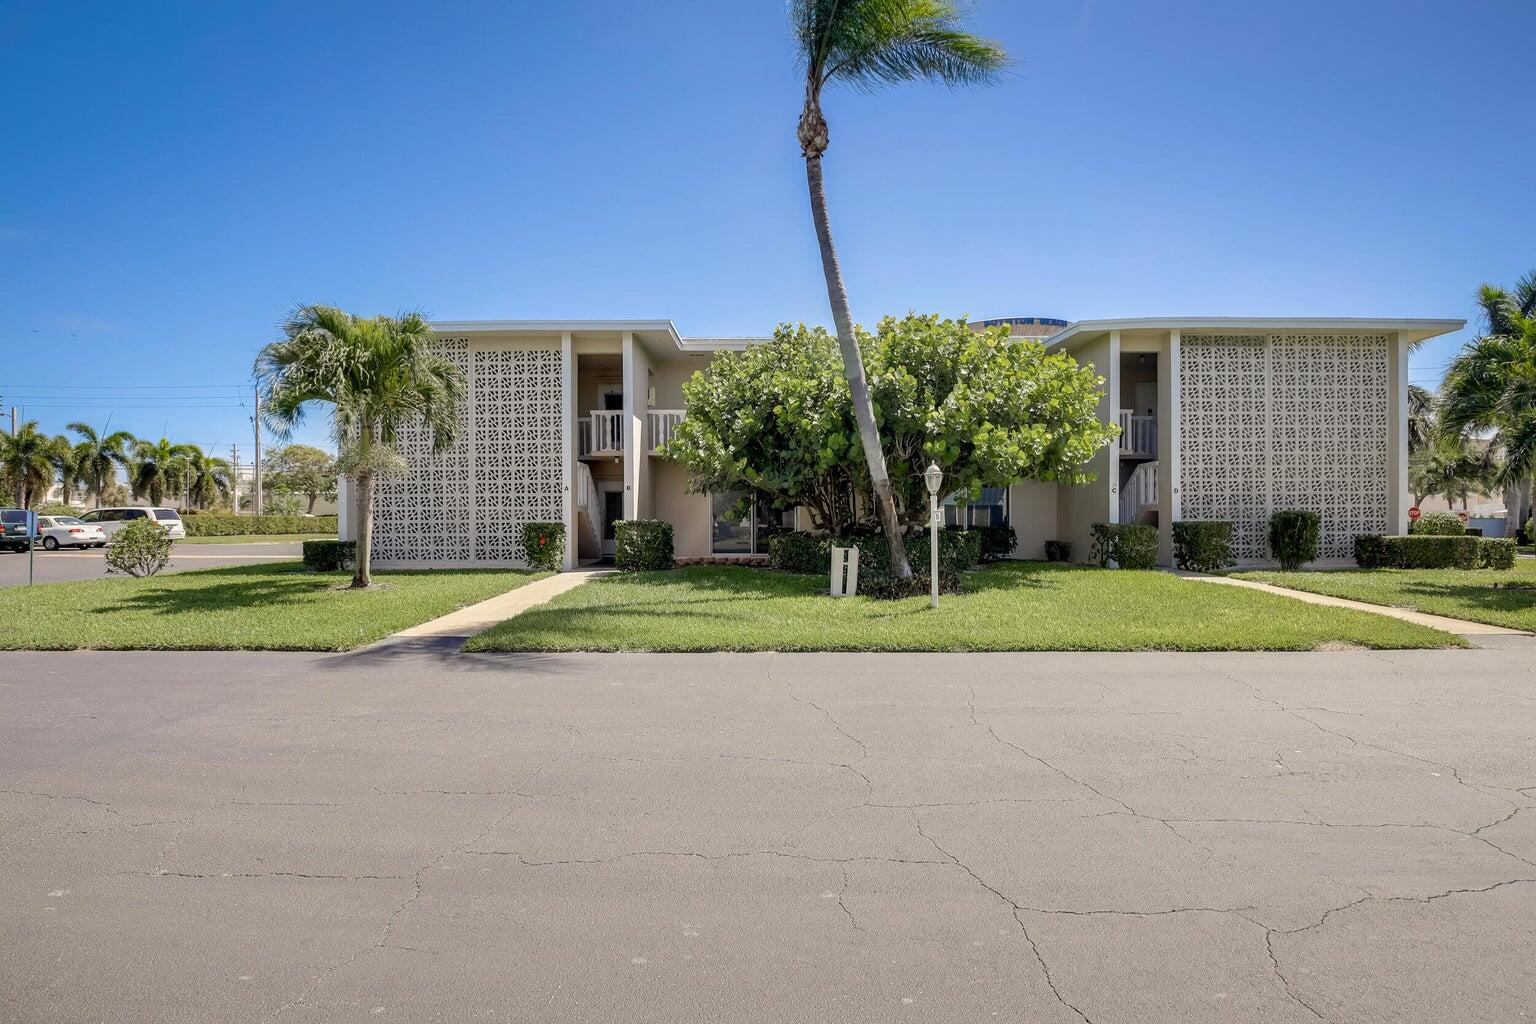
464;562;1458;653
179;533;337;545
1235;559;1536;633
0;563;547;651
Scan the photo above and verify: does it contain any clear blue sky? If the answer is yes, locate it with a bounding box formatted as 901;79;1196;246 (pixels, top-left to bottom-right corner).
3;0;1532;455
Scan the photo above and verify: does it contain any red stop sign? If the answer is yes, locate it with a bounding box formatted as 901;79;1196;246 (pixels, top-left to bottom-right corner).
1458;510;1469;522
1408;506;1421;521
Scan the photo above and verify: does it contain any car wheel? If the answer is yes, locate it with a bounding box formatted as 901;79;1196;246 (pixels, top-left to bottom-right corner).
42;536;59;551
94;542;106;548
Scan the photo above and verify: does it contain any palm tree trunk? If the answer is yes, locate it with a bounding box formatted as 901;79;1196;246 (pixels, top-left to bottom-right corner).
353;471;375;588
803;151;912;580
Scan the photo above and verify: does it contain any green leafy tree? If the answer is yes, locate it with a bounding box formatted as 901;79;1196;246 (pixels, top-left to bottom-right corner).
867;314;1118;524
1439;272;1536;528
264;444;338;513
0;421;63;508
67;422;136;506
665;315;1115;531
255;305;464;588
667;323;861;531
130;436;197;507
791;0;1008;579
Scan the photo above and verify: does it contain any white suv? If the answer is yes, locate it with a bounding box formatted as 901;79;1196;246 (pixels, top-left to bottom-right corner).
78;507;187;541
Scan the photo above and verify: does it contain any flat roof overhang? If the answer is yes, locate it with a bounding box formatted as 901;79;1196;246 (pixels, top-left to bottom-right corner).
1045;317;1466;351
427;319;769;354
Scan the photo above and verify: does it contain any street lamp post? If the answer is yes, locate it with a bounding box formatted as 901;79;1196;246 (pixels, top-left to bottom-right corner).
923;461;944;609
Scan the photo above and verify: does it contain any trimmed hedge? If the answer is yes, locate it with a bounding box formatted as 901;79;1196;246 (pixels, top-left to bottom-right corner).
615;519;674;571
905;528;984;578
769;531;831;574
521;521;565;571
1172;520;1235;573
976;524;1017;561
1409;512;1465;536
183;513;339;537
768;529;984;580
1353;535;1478;570
1090;523;1158;570
1044;540;1072;563
302;539;355;571
1269;510;1320;571
1479;537;1517;570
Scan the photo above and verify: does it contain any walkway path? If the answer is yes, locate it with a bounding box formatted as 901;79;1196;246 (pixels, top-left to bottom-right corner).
1184;572;1529;637
389;568;611;640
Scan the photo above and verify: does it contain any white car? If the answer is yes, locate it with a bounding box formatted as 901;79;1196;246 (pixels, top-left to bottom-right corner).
36;515;107;550
77;507;187;541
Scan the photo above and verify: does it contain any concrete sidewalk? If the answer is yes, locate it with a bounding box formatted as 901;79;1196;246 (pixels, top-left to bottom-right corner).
389;568;611;639
1183;572;1529;637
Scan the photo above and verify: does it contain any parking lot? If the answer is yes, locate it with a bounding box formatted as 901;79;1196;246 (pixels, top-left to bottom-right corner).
0;542;304;587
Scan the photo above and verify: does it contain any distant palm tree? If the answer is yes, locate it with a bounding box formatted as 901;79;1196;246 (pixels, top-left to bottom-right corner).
48;436;86;505
1409;438;1494;509
791;0;1007;580
0;422;64;508
1407;384;1436;455
1439;274;1536;527
255;305;464;587
180;446;234;509
68;422;136;506
130;436;197;507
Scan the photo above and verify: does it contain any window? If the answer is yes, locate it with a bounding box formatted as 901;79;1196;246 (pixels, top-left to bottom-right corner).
154;509;181;521
942;486;1009;529
711;491;793;555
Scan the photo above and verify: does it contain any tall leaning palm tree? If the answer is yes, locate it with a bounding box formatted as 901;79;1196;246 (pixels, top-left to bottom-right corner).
0;422;63;508
68;422;136;506
130;436;196;507
792;0;1008;579
1439;275;1536;530
255;305;464;588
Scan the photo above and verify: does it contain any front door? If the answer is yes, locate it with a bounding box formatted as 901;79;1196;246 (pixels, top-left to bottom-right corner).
601;488;623;557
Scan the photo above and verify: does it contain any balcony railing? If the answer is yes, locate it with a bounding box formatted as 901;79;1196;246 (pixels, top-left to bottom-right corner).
1120;460;1159;525
577;409;687;458
1118;409;1156;457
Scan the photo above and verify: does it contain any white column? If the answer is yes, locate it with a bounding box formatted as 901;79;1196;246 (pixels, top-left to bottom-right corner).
621;331;639;520
1158;330;1181;565
1387;332;1410;536
1107;330;1122;522
337;476;354;541
560;332;576;570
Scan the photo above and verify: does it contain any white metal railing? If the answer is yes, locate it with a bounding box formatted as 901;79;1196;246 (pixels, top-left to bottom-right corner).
574;461;601;551
1118;409;1156;456
647;409;684;453
1120;460;1159;524
580;410;625;456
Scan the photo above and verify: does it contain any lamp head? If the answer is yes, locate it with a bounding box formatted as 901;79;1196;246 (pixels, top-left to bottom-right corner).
923;462;944;497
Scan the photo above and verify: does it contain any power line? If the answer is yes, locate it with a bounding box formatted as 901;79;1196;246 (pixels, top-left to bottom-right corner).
0;382;245;390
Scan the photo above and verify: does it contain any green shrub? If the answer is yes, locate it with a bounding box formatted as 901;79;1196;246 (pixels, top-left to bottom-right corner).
769;532;832;574
520;522;565;571
104;519;173;577
1410;512;1465;536
976;524;1017;561
1354;534;1391;569
906;528;983;577
1478;537;1517;570
182;514;339;537
615;519;674;571
1171;521;1234;573
1352;534;1478;569
1519;517;1534;546
302;539;355;571
1268;510;1321;570
1044;540;1072;562
1089;523;1158;569
859;569;963;600
35;502;84;517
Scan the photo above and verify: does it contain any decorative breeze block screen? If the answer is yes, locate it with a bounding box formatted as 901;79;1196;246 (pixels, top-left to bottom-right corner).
372;338;565;566
1180;333;1389;560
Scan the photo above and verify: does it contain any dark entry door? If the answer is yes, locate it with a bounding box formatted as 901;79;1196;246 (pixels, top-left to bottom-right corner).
601;490;623;556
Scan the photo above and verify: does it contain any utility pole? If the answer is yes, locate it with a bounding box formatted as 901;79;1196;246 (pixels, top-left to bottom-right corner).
252;385;263;515
231;445;241;514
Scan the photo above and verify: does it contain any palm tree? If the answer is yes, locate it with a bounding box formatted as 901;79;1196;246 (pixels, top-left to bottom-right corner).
1409;438;1494;509
791;0;1007;580
1439;274;1536;530
68;422;136;506
0;422;64;508
255;305;464;588
180;446;234;509
1407;384;1436;455
130;436;197;507
48;436;85;505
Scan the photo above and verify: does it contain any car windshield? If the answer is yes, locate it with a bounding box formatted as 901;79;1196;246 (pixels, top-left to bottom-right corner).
1;510;26;524
154;509;181;521
54;516;83;525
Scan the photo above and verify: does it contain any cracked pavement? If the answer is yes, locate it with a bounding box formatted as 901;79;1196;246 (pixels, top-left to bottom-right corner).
2;646;1535;1022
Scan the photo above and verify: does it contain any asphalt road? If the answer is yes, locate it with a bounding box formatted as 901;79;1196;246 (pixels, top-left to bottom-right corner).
2;646;1534;1023
0;542;303;586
